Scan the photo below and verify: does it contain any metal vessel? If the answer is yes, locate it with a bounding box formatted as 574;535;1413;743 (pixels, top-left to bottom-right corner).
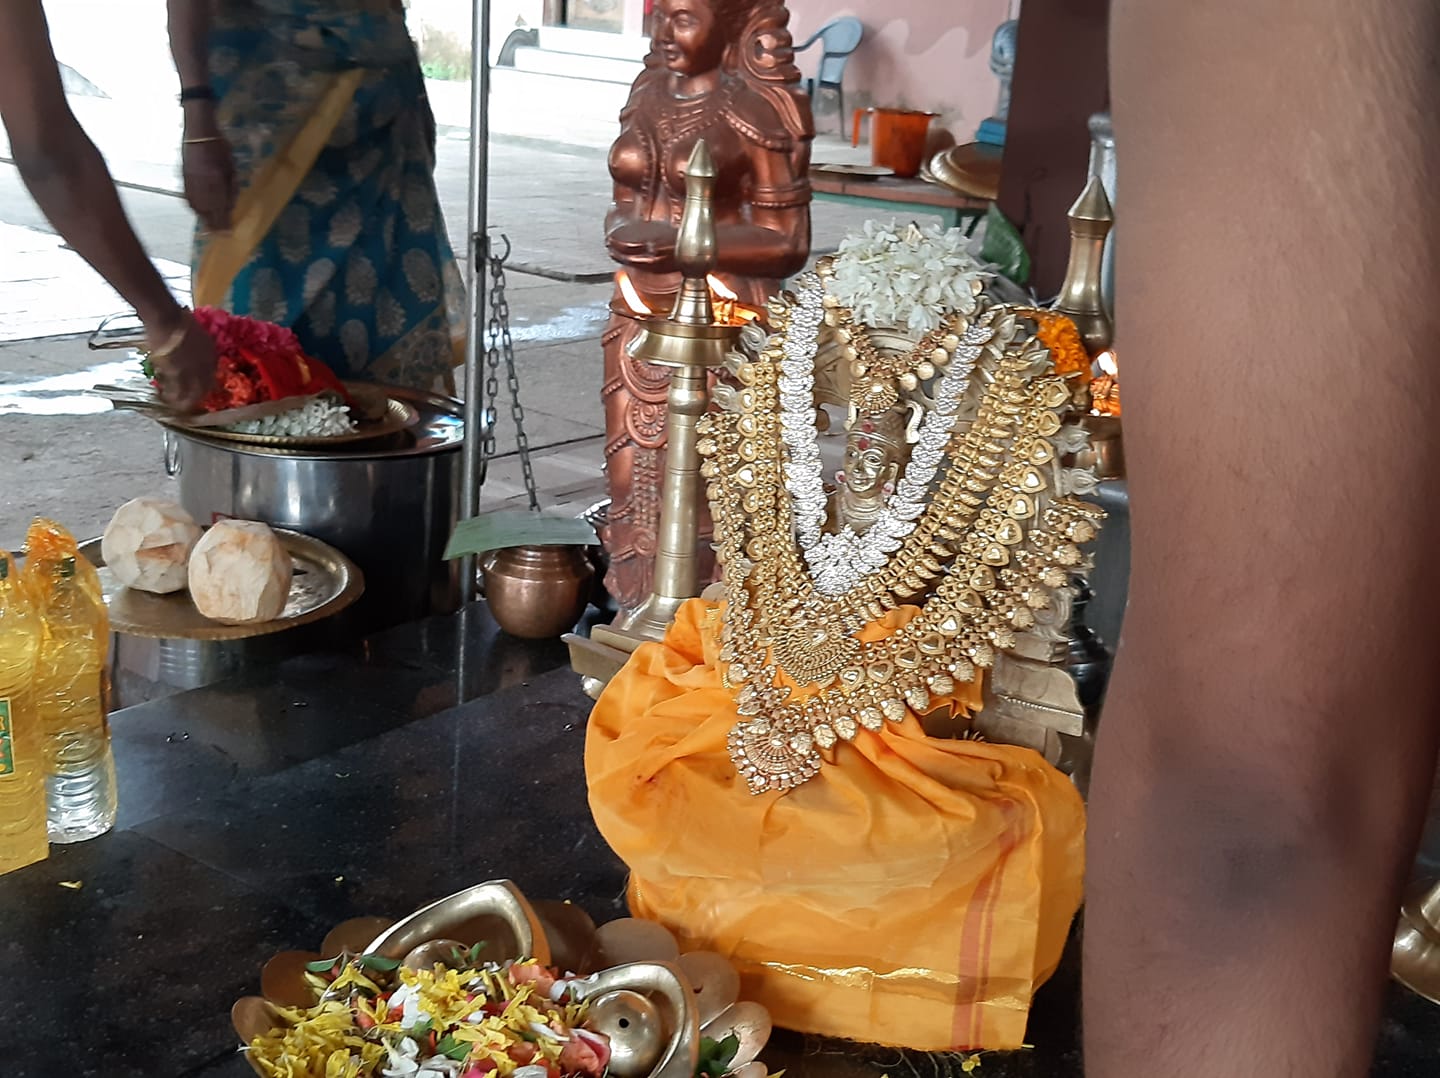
482;545;594;640
1087;112;1116;314
163;385;465;635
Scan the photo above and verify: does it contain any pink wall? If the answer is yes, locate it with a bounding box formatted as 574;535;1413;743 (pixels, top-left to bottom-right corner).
787;0;1012;141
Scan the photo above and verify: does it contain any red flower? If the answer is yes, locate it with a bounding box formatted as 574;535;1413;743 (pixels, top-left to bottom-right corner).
189;308;350;413
510;962;559;997
560;1030;611;1076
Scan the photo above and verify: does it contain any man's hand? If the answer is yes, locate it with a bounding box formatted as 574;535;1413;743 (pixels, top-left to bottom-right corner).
145;311;217;413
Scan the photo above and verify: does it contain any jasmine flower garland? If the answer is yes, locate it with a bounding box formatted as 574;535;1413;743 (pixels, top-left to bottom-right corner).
828;221;991;336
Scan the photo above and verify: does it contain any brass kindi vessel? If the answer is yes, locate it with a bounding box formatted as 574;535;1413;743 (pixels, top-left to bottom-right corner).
1053;174;1114;355
1054;174;1124;483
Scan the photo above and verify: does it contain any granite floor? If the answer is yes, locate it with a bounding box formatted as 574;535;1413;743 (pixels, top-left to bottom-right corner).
2;602;1439;1077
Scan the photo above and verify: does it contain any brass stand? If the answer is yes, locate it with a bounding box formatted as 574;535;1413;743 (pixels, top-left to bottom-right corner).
1393;880;1440;1004
566;141;742;696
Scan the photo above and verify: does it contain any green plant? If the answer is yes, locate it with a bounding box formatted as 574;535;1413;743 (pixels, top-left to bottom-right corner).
418;26;473;81
978;204;1031;287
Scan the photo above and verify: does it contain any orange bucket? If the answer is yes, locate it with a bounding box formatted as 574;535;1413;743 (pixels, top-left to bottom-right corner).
852;107;937;178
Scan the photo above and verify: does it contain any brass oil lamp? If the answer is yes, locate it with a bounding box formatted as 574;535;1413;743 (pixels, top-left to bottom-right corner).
567;140;743;691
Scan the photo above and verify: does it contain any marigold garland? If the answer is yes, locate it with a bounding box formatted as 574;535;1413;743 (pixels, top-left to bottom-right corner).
1035;313;1092;382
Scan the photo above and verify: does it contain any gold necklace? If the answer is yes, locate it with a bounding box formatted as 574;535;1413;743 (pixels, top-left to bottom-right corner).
697;293;1103;795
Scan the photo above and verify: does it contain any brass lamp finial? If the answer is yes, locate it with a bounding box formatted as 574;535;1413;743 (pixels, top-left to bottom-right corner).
1054;174;1114;355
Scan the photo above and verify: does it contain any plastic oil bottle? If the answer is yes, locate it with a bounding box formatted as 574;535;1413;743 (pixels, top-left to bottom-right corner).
31;555;116;842
0;551;47;873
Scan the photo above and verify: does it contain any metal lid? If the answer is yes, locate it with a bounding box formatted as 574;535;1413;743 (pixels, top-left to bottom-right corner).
165;385;468;461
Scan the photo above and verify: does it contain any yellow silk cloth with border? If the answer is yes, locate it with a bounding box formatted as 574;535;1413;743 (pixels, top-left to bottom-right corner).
586;597;1085;1050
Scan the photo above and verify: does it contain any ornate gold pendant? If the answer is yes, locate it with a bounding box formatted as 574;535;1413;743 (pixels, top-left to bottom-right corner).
769;616;859;684
729;718;821;794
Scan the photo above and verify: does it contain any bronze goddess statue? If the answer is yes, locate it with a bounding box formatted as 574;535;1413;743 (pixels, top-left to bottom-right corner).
600;0;813;612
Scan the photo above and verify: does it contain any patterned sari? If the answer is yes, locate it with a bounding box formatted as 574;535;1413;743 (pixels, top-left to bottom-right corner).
194;0;466;391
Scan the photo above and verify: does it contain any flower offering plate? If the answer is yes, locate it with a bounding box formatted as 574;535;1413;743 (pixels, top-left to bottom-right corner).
232;880;774;1078
163;382;419;449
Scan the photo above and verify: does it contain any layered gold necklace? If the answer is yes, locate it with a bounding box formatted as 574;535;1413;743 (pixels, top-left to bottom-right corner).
697;275;1103;795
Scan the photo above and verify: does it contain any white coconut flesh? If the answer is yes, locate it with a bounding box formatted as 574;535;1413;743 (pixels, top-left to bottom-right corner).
187;520;293;624
100;497;202;595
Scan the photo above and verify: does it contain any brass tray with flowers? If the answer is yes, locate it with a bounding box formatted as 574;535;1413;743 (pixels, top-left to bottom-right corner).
234;880;775;1078
89;308;417;448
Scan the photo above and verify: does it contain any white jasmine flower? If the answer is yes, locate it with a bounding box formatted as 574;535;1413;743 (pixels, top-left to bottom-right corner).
226;394;358;438
829;220;991;336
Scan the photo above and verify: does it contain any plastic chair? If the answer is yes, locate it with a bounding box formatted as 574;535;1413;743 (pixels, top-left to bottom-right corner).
796;16;863;133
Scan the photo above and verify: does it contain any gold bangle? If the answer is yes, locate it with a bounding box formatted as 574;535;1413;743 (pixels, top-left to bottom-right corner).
145;309;192;360
183;136;224;145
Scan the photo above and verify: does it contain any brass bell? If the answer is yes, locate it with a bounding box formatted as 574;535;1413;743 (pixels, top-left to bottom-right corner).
586;989;665;1078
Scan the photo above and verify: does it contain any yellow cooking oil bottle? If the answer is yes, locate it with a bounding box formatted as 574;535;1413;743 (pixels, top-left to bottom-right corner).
0;550;47;874
24;517;102;606
29;554;116;842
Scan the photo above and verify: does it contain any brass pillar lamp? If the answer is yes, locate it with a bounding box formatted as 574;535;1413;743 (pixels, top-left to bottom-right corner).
566;140;743;693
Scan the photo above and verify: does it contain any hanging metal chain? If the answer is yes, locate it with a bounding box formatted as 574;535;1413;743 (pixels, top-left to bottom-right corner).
478;234;539;510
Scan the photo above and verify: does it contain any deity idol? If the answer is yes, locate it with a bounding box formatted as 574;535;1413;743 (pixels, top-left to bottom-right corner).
829;404;919;537
600;0;813;612
587;224;1101;1052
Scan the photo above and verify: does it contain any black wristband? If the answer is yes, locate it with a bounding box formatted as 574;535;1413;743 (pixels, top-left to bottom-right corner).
179;85;217;104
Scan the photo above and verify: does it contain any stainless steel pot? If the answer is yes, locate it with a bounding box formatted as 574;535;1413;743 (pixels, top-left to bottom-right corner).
164;386;466;635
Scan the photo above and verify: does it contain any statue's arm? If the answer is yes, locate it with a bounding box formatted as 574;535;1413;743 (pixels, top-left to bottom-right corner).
712;143;810;279
1085;1;1440;1076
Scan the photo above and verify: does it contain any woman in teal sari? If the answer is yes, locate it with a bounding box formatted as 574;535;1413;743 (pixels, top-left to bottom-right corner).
167;0;466;391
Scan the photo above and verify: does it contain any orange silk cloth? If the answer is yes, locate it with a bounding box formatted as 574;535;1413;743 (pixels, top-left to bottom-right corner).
585;598;1087;1051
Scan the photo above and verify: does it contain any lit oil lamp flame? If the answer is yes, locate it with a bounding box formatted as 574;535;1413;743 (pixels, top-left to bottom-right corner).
1090;349;1120;417
617;272;652;316
706;274;737;301
706;274;761;325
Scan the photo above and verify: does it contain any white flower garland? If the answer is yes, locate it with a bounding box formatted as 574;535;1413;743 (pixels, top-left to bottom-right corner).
777;274;994;596
828;221;991;337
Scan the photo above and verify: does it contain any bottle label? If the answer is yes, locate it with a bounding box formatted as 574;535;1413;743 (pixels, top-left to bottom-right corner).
0;698;12;777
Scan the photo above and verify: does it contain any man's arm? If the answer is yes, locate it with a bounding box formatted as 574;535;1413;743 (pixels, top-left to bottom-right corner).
0;0;214;407
1085;2;1440;1075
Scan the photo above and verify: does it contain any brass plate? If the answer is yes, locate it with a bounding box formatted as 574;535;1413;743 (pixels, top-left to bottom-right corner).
927;144;1003;201
813;163;893;181
155;382;418;449
78;528;364;642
